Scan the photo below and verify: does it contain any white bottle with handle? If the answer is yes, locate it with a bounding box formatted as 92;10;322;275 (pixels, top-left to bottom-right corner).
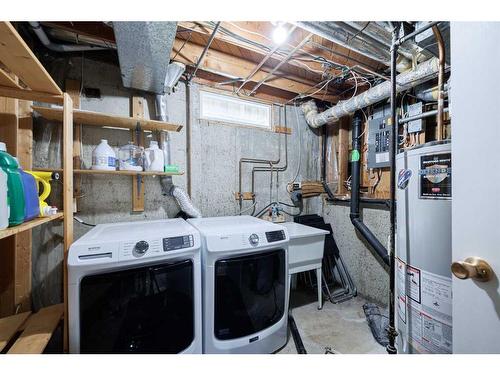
91;139;116;171
144;141;164;172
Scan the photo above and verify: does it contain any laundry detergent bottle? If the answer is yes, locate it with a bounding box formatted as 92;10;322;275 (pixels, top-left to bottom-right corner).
26;171;59;216
19;169;40;221
0;142;25;226
0;168;8;230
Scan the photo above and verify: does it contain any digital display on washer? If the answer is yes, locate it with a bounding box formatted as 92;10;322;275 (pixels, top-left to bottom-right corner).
265;230;285;243
163;235;193;251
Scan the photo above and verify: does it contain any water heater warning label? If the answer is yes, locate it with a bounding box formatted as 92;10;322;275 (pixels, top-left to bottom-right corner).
406;266;453;354
396;258;453;354
419;152;452;199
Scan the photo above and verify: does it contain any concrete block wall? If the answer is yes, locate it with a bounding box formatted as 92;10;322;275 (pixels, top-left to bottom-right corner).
322;203;389;306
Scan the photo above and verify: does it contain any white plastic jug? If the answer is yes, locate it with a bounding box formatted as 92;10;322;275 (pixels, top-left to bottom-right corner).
92;139;116;170
144;141;164;172
0;168;9;230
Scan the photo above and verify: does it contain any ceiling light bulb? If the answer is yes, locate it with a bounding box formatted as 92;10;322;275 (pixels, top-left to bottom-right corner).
272;24;288;45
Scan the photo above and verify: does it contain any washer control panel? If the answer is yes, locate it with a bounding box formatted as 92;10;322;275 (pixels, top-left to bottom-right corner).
265;230;286;243
163;235;194;252
248;233;259;246
121;239;162;260
133;240;149;256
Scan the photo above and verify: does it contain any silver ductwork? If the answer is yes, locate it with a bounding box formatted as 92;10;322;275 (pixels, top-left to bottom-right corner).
302;57;440;128
294;22;433;72
295;21;390;66
113;22;177;93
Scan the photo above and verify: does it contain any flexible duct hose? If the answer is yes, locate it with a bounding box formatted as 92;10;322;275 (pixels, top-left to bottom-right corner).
170;185;202;218
302;57;440;128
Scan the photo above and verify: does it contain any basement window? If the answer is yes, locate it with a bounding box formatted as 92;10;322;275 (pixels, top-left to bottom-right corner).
199;90;272;129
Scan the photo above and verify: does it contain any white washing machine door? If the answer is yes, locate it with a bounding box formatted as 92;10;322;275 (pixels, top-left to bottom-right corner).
78;258;195;353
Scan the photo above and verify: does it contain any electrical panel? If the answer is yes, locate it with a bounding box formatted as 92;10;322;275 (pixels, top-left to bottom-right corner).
367;116;392;168
407;102;424;133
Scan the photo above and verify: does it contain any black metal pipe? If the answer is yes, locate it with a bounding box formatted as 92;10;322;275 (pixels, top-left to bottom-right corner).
189;21;221;81
386;25;399;356
349;114;390;267
288;313;307;354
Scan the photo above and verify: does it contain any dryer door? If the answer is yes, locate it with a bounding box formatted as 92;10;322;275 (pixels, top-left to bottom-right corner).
79;259;194;353
214;249;286;340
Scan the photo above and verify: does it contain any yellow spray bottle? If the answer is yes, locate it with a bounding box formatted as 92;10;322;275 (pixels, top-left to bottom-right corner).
25;171;60;216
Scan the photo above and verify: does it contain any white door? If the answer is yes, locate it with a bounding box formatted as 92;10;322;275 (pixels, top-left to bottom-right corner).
451;22;500;353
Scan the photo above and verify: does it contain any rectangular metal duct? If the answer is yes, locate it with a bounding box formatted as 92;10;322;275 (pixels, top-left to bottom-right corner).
113;21;177;94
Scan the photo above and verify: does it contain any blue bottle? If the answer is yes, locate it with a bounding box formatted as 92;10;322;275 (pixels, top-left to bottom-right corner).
19;169;40;221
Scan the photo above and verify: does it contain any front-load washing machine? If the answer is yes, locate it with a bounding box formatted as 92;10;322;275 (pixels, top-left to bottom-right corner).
68;219;202;353
188;215;289;354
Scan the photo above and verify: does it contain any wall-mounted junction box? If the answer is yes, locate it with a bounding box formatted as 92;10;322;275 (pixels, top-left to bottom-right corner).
368;116;392;168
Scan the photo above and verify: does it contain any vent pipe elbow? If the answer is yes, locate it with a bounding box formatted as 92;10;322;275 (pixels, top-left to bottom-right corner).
301;100;321;128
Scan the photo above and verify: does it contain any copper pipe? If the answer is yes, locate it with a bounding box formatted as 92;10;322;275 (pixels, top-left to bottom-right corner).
432;25;446;140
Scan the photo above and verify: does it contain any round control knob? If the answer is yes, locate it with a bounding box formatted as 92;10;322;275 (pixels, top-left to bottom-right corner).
134;240;149;256
249;233;259;246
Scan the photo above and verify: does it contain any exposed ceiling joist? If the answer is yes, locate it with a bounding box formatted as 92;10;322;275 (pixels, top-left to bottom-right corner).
172;38;339;103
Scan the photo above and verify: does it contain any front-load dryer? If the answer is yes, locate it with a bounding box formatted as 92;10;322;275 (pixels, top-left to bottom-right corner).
68;219;202;354
188;215;289;354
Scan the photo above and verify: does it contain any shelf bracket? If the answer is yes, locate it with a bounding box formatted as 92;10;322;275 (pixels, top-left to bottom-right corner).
131;97;145;212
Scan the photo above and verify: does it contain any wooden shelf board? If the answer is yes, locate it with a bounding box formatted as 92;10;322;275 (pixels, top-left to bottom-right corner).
0;85;64;104
0;213;64;241
0;311;31;352
35;168;184;177
0;22;62;95
0;68;22;89
32;105;183;132
7;304;64;354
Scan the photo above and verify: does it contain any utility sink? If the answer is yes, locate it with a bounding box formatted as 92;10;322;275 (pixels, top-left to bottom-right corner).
280;222;328;274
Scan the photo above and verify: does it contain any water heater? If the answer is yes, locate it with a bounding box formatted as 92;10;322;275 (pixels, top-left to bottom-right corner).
395;141;452;354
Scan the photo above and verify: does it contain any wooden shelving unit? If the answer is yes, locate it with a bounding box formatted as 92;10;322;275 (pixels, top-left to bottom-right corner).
35;168;184;177
32;105;183;132
0;22;184;353
0;213;64;241
0;22;73;353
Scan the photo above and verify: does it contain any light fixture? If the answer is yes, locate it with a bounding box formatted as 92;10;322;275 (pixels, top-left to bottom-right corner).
272;22;288;45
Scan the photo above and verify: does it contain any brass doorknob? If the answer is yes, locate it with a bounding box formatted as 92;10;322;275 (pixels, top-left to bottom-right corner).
451;257;493;282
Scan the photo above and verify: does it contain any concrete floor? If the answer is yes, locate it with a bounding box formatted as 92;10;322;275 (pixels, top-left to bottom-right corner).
279;291;386;354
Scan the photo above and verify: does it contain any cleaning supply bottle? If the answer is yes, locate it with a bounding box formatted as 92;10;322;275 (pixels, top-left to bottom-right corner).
144;141;164;172
0;168;8;230
92;139;116;171
19;169;40;221
118;142;143;171
0;142;25;226
26;171;59;216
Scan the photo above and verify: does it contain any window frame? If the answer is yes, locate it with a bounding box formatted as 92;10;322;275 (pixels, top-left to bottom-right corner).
199;89;273;131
